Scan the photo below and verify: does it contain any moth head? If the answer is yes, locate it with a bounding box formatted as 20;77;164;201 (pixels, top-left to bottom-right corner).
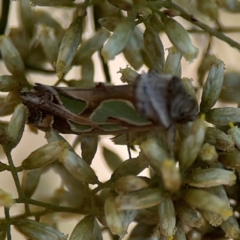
170;93;198;124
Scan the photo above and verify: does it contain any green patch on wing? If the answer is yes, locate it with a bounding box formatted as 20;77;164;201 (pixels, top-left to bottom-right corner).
67;120;93;133
100;124;128;131
91;100;150;125
59;95;87;115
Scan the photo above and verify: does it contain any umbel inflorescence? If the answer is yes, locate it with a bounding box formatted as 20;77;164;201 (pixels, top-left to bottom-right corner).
1;0;240;239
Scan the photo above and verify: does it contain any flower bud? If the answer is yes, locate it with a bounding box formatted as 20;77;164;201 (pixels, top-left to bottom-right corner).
69;215;102;240
14;219;67;240
183;188;232;220
81;57;94;83
173;221;186;240
118;66;139;84
0;75;20;92
74;29;110;65
104;191;127;238
185;168;236;188
179;117;206;171
98;17;120;32
181;78;197;100
200;59;224;113
101;17;134;61
221;215;240;238
19;0;35;35
22;141;68;169
59;148;98;184
114;175;148;194
205;127;234;151
177;203;203;228
7;104;27;150
111;154;148;181
197;0;219;20
0;35;25;78
80;135;98;165
162;16;198;62
144;26;165;72
199;143;218;164
0;90;21;116
158;198;176;237
219;149;240;169
0;188;14;207
201;210;223;227
163;47;182;77
228;122;240;150
116;188;165;210
55;16;83;78
123;30;144;70
38;24;59;64
220;71;240;103
206;107;240;125
21;169;42;198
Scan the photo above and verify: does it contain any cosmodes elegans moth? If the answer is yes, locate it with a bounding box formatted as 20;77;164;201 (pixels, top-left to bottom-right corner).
21;70;198;135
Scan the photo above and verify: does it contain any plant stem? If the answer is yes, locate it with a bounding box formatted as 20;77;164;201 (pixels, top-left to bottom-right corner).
4;207;11;240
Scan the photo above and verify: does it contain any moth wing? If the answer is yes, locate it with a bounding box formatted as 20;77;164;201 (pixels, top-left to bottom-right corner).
135;70;173;128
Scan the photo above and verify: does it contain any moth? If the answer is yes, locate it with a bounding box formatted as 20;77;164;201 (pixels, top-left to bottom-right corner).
21;70;198;135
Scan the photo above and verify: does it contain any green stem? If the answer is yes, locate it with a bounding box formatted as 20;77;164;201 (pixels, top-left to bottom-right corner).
168;2;240;50
4;207;11;240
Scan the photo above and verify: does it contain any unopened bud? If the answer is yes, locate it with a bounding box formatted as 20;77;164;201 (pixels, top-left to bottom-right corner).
197;0;219;20
98;17;120;32
158;198;176;237
116;188;165;210
200;59;224;113
0;35;25;78
69;215;102;240
179;117;206;171
205;127;234;151
163;46;182;77
185;168;236;188
21;169;42;198
101;17;134;61
219;149;240;169
0;75;20;92
74;29;110;65
162;16;198;62
114;175;148;194
228;122;240;150
104;191;127;238
14;219;67;240
22;141;68;169
221;215;240;238
55;16;83;78
177;203;203;228
59;148;98;184
7;104;27;150
0;188;14;207
144;26;165;72
206;107;240;126
183;188;232;220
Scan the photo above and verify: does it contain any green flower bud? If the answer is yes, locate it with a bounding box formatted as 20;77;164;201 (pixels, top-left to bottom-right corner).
221;215;240;238
118;66;139;84
163;46;182;77
199;143;218;164
14;219;67;240
59;148;98;184
101;17;134;61
158;198;176;237
205;127;234;151
7;104;27;150
0;75;20;92
116;188;165;210
200;59;225;113
0;35;25;78
163;16;198;62
0;188;14;207
56;16;83;78
185;168;236;188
